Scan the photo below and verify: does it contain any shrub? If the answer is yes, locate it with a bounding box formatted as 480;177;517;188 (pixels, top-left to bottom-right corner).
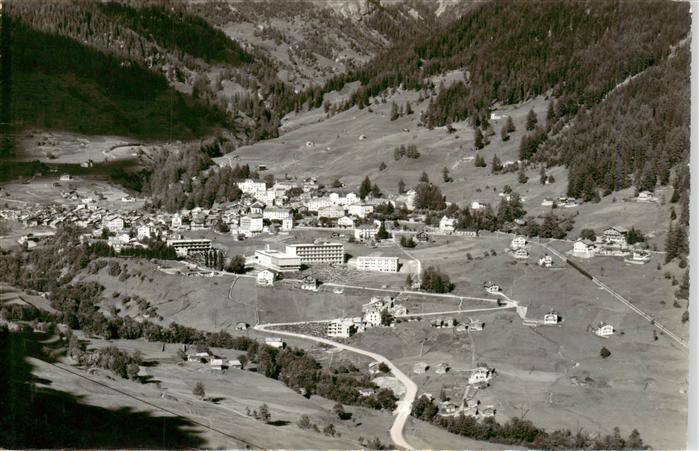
600;347;611;359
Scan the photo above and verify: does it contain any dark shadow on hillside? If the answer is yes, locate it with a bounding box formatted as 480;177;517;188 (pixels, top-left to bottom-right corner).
0;328;206;449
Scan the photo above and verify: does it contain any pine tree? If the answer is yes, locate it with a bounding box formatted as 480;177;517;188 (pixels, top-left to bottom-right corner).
474;127;485;149
505;115;515;133
518;164;529;184
359;176;372;200
420;171;430;183
379;161;387;171
500;123;510;141
377;222;389;240
390;101;399;121
526;109;538;130
371;183;382;198
398;178;406;194
491;155;502;173
474;154;486;168
665;221;678;263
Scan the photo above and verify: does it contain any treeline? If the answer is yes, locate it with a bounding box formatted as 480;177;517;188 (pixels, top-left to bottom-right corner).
6;15;230;140
412;396;647;449
98;2;252;66
143;146;257;212
87;240;177;261
537;45;690;201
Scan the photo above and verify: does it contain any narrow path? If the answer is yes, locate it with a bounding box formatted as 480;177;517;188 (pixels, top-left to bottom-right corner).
396;303;514;318
254;322;418;450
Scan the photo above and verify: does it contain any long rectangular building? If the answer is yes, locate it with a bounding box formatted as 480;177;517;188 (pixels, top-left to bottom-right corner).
356;255;399;272
166;238;212;256
285;242;344;265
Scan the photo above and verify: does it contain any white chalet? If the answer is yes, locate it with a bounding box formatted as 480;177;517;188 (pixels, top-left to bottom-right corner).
510;235;527;250
137;225;152;240
337;216;355;228
439;216;456;233
572;239;597;258
354;223;379;241
348;204;374;218
237;179;267;199
538;254;553;268
265;337;285;348
625;250;651;264
471;201;487;211
594;323;614;337
318;205;345;219
513;248;529;259
262;207;291;221
637;191;657;203
171;214;182;229
326;319;355;338
600;227;628;247
484;282;500;294
104;216;124;233
256;269;275;286
281;217;294;231
468;367;494;385
544;312;560;325
240;215;263;234
306;197;333;212
300;276;319;292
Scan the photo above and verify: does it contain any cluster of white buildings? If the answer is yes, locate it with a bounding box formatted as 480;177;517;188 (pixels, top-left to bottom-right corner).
571;226;650;263
325;296;406;338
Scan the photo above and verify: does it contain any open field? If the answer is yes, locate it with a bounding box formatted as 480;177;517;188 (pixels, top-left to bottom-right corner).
0;177;144;210
16;130;160;164
214;89;557;206
29;335;366;449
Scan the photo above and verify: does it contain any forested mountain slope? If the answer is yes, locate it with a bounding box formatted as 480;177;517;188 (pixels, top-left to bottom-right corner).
6;17;230;140
308;0;688;128
539;46;690;200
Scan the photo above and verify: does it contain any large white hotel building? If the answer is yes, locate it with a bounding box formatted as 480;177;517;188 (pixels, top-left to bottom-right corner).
285;242;344;265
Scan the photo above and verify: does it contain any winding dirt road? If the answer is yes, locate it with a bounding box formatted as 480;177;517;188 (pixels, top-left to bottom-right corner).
254;322;418;450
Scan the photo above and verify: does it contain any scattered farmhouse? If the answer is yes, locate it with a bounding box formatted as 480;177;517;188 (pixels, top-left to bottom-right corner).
593;323;614;337
544;311;561;325
625;250;651;264
513;248;529;260
264;337;285;348
538;254;554;267
326;319;356;338
354;223;379;241
510;235;527;250
484;281;501;295
439;215;456;233
572;239;597;259
300;276;319;291
256;269;276;286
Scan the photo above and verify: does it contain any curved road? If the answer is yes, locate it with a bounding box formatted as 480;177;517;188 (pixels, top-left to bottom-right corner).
254;323;418;450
